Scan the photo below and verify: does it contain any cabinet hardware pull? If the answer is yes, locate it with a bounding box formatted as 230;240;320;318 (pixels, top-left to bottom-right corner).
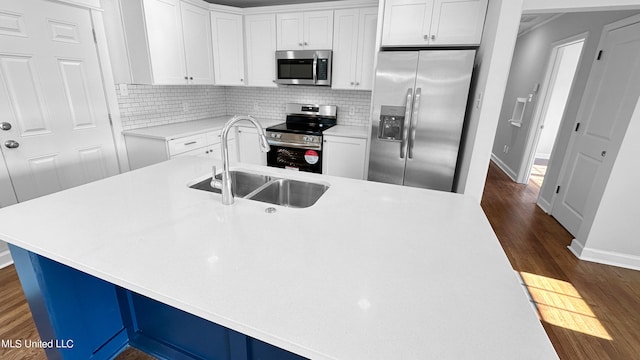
304;41;308;45
184;141;197;146
0;122;11;131
190;77;193;80
184;76;188;80
423;35;428;40
431;34;436;40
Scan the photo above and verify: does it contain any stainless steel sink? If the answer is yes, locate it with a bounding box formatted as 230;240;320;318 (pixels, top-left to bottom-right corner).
249;179;329;208
189;171;272;197
189;170;329;208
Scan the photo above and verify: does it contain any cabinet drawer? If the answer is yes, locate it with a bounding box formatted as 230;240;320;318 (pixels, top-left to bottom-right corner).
168;134;206;156
205;129;236;145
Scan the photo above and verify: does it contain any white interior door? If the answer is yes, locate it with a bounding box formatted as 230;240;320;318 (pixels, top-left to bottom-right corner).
0;0;120;203
552;19;640;236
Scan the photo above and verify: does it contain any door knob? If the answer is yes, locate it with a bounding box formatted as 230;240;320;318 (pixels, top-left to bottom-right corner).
0;122;11;131
4;140;19;149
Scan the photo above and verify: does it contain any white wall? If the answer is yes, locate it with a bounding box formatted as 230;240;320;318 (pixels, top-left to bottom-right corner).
455;0;523;201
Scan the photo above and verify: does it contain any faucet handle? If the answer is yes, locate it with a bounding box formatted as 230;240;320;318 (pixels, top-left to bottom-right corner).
210;166;222;190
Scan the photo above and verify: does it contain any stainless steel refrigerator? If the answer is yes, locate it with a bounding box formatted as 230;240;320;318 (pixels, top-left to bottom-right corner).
368;50;475;192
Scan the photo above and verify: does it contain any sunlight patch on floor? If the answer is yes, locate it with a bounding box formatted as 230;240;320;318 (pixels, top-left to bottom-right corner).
529;161;547;188
519;272;612;340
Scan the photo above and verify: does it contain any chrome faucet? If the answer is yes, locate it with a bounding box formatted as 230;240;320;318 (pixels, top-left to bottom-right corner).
211;115;271;205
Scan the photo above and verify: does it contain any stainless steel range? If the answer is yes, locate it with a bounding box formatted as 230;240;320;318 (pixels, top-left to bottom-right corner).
266;103;337;173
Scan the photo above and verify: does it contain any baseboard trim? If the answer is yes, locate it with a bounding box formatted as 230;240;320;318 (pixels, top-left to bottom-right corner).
537;196;552;214
490;154;517;182
568;240;640;271
0;249;13;269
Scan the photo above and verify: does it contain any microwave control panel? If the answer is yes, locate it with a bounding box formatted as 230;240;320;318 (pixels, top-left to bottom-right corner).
317;58;329;81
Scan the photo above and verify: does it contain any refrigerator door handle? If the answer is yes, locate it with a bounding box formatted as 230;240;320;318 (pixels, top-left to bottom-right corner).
401;88;413;159
408;87;421;159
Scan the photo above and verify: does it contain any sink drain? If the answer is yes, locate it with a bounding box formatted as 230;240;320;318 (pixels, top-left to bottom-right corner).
265;207;277;214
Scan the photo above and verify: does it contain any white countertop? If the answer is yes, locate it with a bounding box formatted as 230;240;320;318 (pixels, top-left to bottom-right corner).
323;125;369;139
0;157;558;360
122;116;282;141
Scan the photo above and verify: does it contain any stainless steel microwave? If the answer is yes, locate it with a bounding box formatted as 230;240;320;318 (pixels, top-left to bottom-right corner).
275;50;332;86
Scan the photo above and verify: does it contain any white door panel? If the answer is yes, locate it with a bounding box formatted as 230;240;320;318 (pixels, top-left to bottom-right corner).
0;0;119;202
552;19;640;235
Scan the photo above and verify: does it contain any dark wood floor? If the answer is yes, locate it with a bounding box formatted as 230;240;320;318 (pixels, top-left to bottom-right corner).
482;161;640;360
2;162;639;360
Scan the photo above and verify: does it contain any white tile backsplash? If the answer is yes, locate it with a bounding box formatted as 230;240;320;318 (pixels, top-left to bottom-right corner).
117;85;226;130
116;85;372;130
225;86;372;126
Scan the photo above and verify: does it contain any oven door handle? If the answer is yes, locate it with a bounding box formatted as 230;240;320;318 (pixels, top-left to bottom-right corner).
267;139;322;150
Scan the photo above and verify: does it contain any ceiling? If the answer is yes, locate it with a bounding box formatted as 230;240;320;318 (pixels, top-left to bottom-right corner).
518;13;562;36
202;0;344;7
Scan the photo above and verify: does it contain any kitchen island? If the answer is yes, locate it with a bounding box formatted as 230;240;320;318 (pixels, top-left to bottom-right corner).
0;156;558;359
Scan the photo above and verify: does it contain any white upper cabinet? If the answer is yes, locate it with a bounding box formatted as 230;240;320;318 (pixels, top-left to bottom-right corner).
245;14;277;87
119;0;214;84
142;0;187;84
276;10;334;50
381;0;488;46
211;11;245;86
181;2;215;84
332;7;377;90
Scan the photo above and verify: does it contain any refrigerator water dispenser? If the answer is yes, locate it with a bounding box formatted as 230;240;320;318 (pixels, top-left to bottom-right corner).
378;105;405;141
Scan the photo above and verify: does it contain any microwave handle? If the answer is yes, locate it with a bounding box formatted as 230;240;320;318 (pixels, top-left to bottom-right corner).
313;53;317;83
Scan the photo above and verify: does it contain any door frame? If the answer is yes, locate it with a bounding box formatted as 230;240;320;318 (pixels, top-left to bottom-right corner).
90;8;130;172
518;33;587;186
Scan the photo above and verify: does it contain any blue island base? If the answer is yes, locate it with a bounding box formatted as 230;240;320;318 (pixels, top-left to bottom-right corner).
9;245;307;360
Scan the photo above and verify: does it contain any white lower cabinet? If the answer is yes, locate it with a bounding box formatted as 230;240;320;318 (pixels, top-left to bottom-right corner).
322;135;367;179
237;126;267;165
124;129;237;170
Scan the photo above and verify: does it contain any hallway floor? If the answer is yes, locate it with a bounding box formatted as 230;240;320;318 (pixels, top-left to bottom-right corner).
482;161;640;360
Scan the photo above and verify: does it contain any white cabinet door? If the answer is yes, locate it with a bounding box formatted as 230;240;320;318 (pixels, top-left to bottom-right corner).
381;0;486;46
332;9;359;90
206;131;238;162
303;10;334;49
332;7;377;90
237;127;267;165
322;136;367;179
180;1;214;84
355;8;378;90
430;0;487;45
245;14;277;87
276;12;304;50
381;0;433;46
211;11;245;86
277;11;333;50
143;0;187;84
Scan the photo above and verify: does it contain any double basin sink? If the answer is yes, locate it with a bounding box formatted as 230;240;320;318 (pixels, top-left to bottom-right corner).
189;170;329;208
